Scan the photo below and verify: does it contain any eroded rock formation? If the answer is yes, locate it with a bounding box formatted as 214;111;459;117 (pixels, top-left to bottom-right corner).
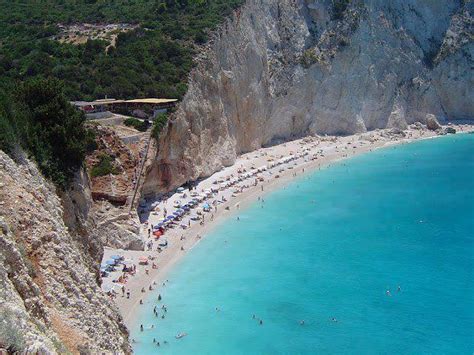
0;151;131;354
143;0;473;195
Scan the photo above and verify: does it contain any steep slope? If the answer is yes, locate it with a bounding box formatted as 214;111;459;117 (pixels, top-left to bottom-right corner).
143;0;473;195
0;151;130;354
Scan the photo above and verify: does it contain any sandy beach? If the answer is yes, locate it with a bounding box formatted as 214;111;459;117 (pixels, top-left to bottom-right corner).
101;124;473;328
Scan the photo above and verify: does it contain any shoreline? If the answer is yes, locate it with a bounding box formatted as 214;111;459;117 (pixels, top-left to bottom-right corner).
101;124;473;330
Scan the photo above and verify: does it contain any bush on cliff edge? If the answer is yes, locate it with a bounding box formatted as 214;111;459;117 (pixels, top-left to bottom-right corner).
0;78;95;189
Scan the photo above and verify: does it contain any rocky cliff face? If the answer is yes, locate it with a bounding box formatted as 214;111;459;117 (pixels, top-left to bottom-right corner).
143;0;473;195
0;151;131;354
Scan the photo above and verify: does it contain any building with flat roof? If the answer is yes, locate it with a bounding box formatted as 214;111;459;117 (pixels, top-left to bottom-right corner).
72;98;178;118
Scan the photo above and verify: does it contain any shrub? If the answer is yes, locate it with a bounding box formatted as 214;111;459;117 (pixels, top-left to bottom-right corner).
332;0;351;20
0;78;91;189
151;113;169;140
16;78;89;188
300;49;318;68
123;117;148;132
90;153;120;177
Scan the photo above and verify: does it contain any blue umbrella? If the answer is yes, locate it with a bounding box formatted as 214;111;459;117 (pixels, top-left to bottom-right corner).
202;203;210;209
105;260;115;265
166;215;174;221
110;255;122;260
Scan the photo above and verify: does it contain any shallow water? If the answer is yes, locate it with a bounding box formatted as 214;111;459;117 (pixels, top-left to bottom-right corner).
132;134;474;354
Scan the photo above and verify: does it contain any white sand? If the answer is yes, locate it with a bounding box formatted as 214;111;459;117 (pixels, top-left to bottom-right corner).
101;124;474;327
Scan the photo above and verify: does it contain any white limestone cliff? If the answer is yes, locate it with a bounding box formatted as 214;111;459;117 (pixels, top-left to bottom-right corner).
143;0;473;195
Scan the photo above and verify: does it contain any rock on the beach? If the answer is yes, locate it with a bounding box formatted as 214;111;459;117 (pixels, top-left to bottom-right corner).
426;114;442;131
444;127;457;134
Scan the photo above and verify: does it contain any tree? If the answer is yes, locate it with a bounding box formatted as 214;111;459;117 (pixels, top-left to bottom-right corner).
15;78;89;188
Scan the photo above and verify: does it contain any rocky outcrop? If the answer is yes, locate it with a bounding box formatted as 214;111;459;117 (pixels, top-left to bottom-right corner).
143;0;473;195
0;151;131;354
86;126;140;205
84;125;144;250
426;114;442;131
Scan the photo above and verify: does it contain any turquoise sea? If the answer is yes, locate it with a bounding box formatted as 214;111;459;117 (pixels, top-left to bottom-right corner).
132;134;474;354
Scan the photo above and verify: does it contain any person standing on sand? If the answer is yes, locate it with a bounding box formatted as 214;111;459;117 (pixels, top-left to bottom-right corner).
121;285;125;297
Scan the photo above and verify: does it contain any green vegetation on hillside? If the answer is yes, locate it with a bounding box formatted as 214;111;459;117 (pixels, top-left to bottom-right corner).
151;112;169;139
0;0;244;101
0;1;245;186
90;153;120;177
123;117;148;132
0;78;96;188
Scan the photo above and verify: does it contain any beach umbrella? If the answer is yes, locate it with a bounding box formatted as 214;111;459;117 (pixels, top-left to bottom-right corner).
110;255;122;261
165;215;175;221
138;256;148;264
105;259;115;266
177;187;185;193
